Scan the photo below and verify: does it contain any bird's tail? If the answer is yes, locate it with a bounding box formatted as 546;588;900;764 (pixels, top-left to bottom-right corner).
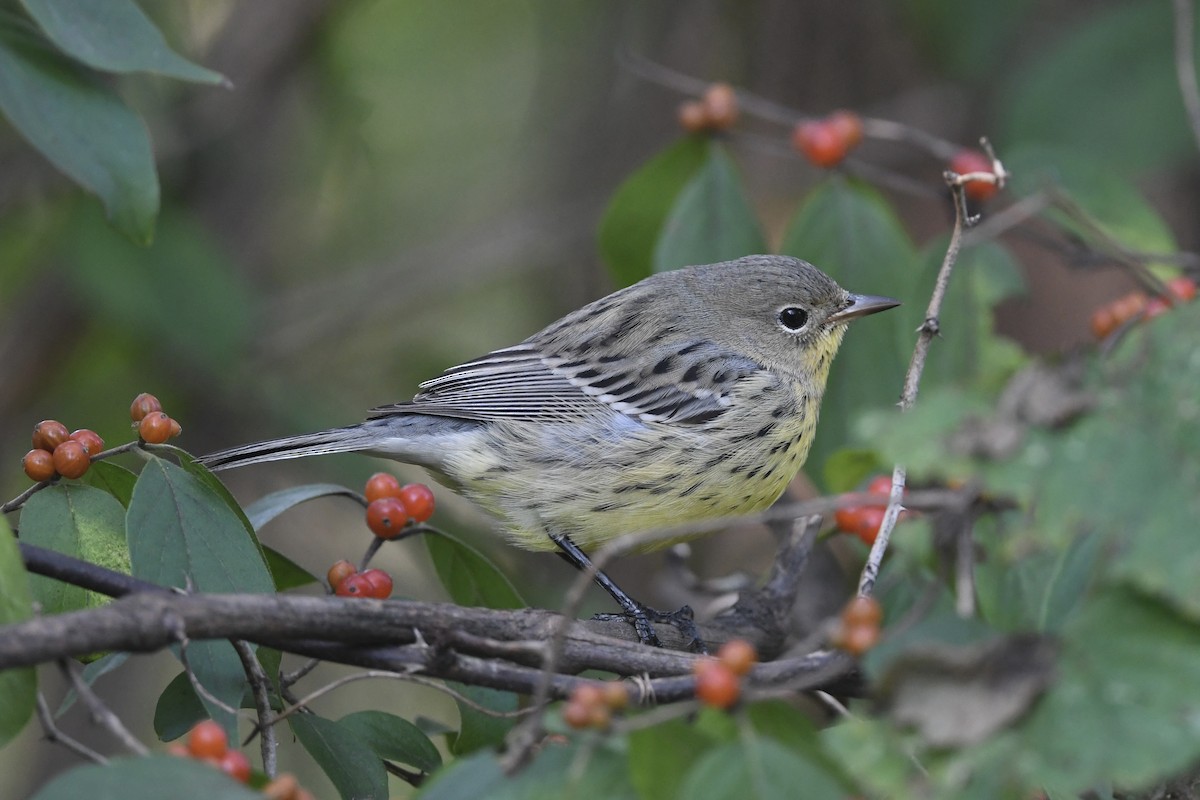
199;424;379;471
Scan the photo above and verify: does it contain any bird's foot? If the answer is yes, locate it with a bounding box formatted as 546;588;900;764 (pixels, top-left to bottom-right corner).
593;604;707;653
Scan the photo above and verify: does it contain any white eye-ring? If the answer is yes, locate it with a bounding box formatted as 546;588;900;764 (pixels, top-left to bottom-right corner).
777;306;809;331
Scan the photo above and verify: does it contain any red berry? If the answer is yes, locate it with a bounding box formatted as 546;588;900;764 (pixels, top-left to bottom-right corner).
139;412;173;444
23;449;55;482
1144;296;1171;320
1111;292;1147;326
366;497;409;539
693;659;740;709
399;483;435;523
949;149;997;202
364;472;403;503
701;82;739;130
834;621;881;655
219;749;251;783
792;121;848;168
32;420;69;452
716;639;758;677
130;392;163;422
827;109;864;149
335;573;371;597
853;506;888;545
1091;305;1118;340
187;719;228;759
167;417;183;438
865;475;893;497
678;100;710;133
359;568;394;599
69;429;105;456
842;596;883;628
326;560;357;591
563;700;592;729
52;440;90;479
569;682;605;710
1169;276;1197;302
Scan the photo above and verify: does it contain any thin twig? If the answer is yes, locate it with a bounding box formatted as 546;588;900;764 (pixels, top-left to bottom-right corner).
35;692;108;764
233;639;278;777
1174;0;1200;154
280;657;320;689
176;636;241;717
58;659;148;756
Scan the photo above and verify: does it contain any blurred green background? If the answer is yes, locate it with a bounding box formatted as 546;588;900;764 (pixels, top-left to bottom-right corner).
4;1;1199;796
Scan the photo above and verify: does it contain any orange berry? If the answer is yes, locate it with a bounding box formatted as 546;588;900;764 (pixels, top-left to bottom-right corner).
399;483;435;523
69;429;105;456
792;120;848;168
865;475;894;497
853;506;888;545
167;417;183;438
335;573;371;597
586;703;612;730
693;659;740;709
262;773;300;800
834;621;880;655
365;497;409;539
1169;276;1197;302
701;82;739;130
827;109;864;149
678;100;710;133
842;595;883;628
187;719;228;759
1111;292;1148;326
1091;305;1118;339
138;412;173;444
716;638;758;676
569;682;605;710
949;149;997;202
219;749;251;783
359;568;394;599
601;681;630;711
23;449;55;482
562;700;592;729
130;392;163;422
31;420;69;452
326;559;356;591
364;472;403;503
52;440;90;479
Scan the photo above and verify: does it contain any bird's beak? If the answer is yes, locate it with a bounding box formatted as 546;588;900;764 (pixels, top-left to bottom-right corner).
829;293;901;324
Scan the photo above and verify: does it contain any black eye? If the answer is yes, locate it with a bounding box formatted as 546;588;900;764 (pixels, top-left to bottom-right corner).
777;307;808;331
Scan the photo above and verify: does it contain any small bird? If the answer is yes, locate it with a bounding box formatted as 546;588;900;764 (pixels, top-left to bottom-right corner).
202;255;898;648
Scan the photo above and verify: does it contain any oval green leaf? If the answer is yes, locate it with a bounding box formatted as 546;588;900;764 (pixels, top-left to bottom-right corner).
424;531;524;610
289;713;389;800
338;710;443;773
29;754;262;800
0;517;35;749
244;483;361;531
82;460;138;507
680;736;847;800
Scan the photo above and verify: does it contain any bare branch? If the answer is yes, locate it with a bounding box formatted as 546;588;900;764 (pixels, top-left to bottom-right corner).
233;639;278;777
35;693;107;765
58;659;148;756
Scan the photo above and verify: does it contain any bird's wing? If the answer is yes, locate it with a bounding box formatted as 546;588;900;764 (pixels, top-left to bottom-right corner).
369;342;763;425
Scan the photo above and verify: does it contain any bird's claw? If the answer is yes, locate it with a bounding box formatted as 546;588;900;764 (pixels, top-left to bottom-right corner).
593;604;707;653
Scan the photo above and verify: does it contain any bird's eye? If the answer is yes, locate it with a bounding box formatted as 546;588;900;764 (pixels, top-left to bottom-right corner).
777;307;809;331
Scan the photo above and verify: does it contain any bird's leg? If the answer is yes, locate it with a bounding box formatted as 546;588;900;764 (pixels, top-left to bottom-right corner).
550;533;706;652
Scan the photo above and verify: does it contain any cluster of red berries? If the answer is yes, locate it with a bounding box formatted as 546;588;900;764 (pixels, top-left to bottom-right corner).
22;421;104;482
677;82;739;133
130;392;182;444
691;638;758;710
830;596;883;656
166;720;251;784
834;475;908;546
791;110;864;169
364;473;435;539
327;559;393;599
561;679;630;731
1089;276;1197;340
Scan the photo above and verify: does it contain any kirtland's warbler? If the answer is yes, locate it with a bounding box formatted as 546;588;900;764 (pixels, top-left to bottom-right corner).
203;255;898;647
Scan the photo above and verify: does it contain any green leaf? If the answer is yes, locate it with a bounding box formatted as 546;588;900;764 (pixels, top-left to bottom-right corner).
289;713;389;800
82;460;138;507
0;12;157;242
448;682;517;755
65;210;253;374
19;483;130;614
779;177;918;481
29;754;262;800
680;733;847;800
976;532;1104;633
152;670;209;742
57;651;129;717
126;454;273;594
628;716;717;799
338;710;443;773
425;531;525;610
0;517;35;748
261;546;318;591
1003;145;1177;254
244;483;360;531
822;448;885;493
1014;589;1200;793
997;2;1198;175
21;0;226;83
418;740;635;800
599;136;707;287
653;140;766;273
